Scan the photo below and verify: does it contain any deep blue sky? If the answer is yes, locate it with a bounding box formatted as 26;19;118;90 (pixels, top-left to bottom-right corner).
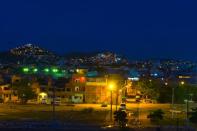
0;0;196;60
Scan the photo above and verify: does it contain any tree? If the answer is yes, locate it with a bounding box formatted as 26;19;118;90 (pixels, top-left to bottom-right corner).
157;87;172;103
190;107;197;123
12;78;36;104
136;79;160;101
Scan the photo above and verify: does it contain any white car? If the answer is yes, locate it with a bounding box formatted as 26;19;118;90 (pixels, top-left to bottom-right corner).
51;98;61;105
119;103;126;111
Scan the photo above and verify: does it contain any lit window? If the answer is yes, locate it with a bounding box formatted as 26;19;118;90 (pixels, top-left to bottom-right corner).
75;86;79;92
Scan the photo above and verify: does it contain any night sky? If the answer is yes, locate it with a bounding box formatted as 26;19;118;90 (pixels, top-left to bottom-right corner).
0;0;196;60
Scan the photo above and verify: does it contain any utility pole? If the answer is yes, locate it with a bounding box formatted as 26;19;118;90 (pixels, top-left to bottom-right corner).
110;90;113;122
172;87;175;119
52;80;56;122
116;89;118;111
186;90;189;127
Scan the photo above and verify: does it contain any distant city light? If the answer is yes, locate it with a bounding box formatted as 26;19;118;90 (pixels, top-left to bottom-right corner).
44;68;50;73
154;73;158;76
33;68;38;72
52;68;58;73
128;77;139;81
151;73;158;77
23;68;29;72
179;76;191;79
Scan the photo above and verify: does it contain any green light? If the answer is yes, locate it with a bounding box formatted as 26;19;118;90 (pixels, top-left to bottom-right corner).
23;68;29;72
44;68;50;73
52;68;58;73
33;68;38;72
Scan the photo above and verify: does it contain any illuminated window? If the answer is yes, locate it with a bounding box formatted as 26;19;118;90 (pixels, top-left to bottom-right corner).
75;86;79;92
75;79;80;83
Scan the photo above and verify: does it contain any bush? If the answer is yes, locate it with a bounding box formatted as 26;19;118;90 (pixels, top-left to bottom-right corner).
190;107;197;123
147;109;165;123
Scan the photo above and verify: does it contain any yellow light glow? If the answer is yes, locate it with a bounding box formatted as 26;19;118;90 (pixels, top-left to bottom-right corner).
39;92;47;97
109;83;114;91
178;76;191;79
76;69;79;73
181;81;185;85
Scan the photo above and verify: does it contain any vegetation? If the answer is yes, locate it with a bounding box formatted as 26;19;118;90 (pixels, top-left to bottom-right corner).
136;79;197;104
136;79;160;101
0;104;108;124
147;109;165;124
114;110;128;128
12;79;36;104
190;107;197;123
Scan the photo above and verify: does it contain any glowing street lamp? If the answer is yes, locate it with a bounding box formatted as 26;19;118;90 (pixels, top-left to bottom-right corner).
181;81;190;126
44;68;50;73
33;68;38;73
52;68;58;73
109;83;114;91
23;67;29;73
172;81;185;119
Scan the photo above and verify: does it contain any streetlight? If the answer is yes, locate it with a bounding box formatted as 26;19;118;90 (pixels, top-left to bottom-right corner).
23;67;29;73
181;81;190;127
52;68;58;73
181;81;185;85
171;82;175;119
33;68;38;73
44;68;50;73
118;89;122;110
109;83;114;122
171;81;185;119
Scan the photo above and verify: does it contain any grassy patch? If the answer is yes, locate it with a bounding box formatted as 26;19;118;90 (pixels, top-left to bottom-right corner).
0;105;108;125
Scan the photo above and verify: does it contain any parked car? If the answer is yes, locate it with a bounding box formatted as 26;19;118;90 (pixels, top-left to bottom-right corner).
51;98;61;105
101;102;108;107
126;95;136;103
119;103;126;111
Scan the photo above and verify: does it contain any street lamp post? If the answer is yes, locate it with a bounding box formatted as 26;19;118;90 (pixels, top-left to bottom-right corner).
183;81;190;127
116;90;118;111
171;81;185;119
172;87;175;119
165;82;175;119
110;90;113;122
52;84;56;122
180;81;190;127
186;99;189;126
109;84;114;122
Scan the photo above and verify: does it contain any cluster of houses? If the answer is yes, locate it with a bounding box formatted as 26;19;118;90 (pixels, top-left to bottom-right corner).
0;68;130;104
1;62;197;104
